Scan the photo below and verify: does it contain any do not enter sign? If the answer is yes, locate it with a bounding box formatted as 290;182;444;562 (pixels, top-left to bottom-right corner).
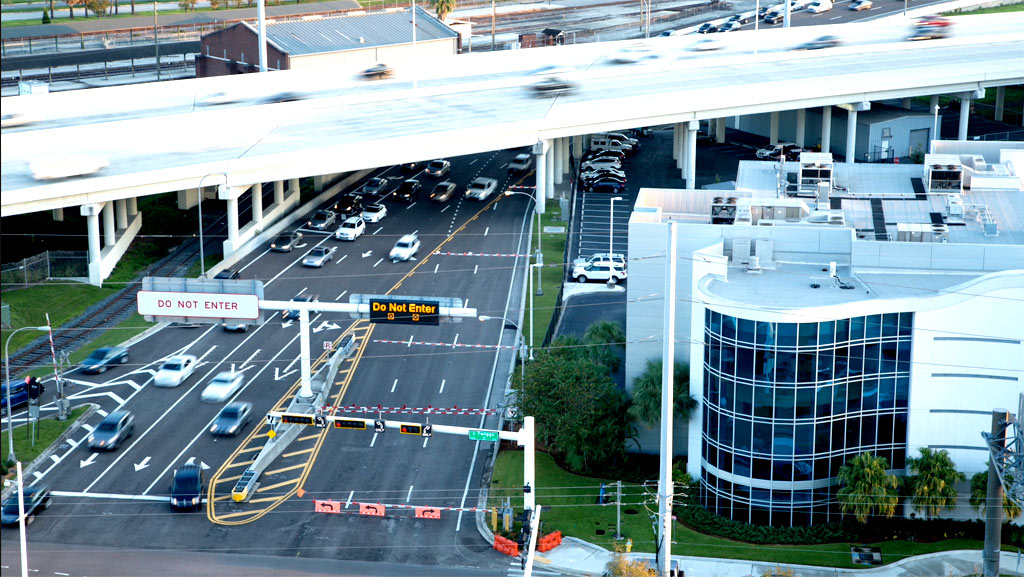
137;290;259;319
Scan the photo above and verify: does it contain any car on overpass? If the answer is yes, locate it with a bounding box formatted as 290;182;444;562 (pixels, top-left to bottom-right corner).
361;63;393;80
80;346;128;374
153;354;198;387
30;155;108;180
794;35;843;50
170;464;204;512
850;0;871;9
806;0;832;13
530;76;575;97
302;246;336;267
718;20;743;32
88;410;135;450
0;485;51;526
270;231;303;252
209;401;253;436
390;233;421;262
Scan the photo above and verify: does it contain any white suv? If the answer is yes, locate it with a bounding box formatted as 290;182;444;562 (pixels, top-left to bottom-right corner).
572;253;626;270
572;263;628;284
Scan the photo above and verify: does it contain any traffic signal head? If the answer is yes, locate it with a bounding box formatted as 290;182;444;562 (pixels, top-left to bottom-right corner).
26;377;43;400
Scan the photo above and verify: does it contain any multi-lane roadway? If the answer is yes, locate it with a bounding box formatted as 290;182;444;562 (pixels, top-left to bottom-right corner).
1;150;539;572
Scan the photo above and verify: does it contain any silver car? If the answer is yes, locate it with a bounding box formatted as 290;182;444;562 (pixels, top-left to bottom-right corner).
200;371;246;403
465;177;499;201
88;410;135;450
302;246;336;268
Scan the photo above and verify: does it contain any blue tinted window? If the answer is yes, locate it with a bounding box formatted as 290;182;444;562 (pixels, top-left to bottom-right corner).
817;350;833;380
796;388;815;419
797;352;816;383
878;377;895;409
777;323;797;347
753;422;772;453
847;380;862;412
819;321;835;346
737;346;754;381
850;317;865;341
862;378;878;411
835;318;850;343
735;418;752;451
756;350;775;383
899;312;913;336
720;415;734;446
736;384;753;416
860;415;877;446
795;424;813;455
734;454;751;476
710;311;721;333
755;386;774;418
816;385;832;418
833;381;847;414
776;352;796;383
775;388;795;420
865;314;882;339
815;422;831;453
882;313;899;338
738;319;755;344
881;341;898;373
722;315;737;340
721;344;736;375
755;322;775;346
864;343;880;375
798;324;818;347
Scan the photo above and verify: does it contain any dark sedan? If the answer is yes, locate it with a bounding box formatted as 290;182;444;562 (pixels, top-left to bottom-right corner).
0;485;51;525
794;35;843;51
361;63;392;80
583;179;627;193
395;179;422;202
360;177;392;199
333;195;363;217
170;464;204;512
270;231;303;252
209;401;253;436
213;268;240;280
80;346;128;374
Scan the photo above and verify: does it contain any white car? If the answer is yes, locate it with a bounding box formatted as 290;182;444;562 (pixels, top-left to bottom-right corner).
390;233;421;262
610;44;658;64
335;217;366;241
581;158;622;171
572;263;628;284
200;371;246;403
465;177;499;201
572;253;627;270
581;167;626;181
689;37;724;52
153;355;198;387
302;246;336;267
806;0;832;13
509;153;533;173
30;155;109;180
361;203;387;223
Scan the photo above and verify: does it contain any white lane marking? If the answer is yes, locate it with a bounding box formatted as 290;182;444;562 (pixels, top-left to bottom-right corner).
70;392;125;404
473;265;479;275
406;202;417;210
469;159;478;165
296;286;308;296
422;436;429;448
82;424;94;433
335;254;348;265
407;335;414;348
79;454;97;468
406;485;414;502
143;328;302;495
240;349;260;370
97;409;109;417
335;290;348;301
440;205;451;213
391;378;398;393
373;227;383;235
133;456;152;471
373;258;384;267
237;248;271;272
452;334;459;349
370;432;379;447
50;455;61;465
439;379;446;394
55;573;71;576
830;14;841;19
50;490;169;502
484;227;489;236
346;490;354;508
265;236;332;287
463;299;468;308
434;264;439;274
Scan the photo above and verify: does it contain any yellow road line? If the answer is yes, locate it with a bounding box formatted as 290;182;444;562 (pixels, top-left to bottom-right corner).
297;433;320;442
212;474;243;485
212;509;263;520
281;447;315;459
225;460;254;469
238;446;264;454
256;478;300;493
263;463;307;476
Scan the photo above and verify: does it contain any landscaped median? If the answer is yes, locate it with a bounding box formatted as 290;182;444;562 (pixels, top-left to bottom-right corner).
525;199;569;351
489;450;1020;570
1;406;90;483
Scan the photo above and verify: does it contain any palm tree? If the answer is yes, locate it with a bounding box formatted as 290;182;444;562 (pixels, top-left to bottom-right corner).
627;358;695;427
584;320;625;370
969;468;1023;520
430;0;455;21
905;448;964;518
836;452;901;523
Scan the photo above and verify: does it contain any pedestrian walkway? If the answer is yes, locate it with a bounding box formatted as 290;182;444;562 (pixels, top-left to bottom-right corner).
530;536;1024;576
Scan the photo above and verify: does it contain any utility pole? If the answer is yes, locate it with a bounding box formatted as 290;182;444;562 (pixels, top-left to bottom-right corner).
153;1;160;80
657;222;678;577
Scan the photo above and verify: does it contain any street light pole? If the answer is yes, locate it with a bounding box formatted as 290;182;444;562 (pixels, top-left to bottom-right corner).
479;316;525;398
4;325;50;464
931;104;940;154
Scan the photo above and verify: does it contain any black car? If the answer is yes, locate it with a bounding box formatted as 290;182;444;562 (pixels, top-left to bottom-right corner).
209;401;253;436
213;269;240;280
583;179;627;193
395;179;422;202
429;181;457;202
80;346;128;374
697;22;718;34
0;485;51;525
170;464;204;512
795;35;843;51
360;177;392;199
283;294;318;320
401;161;425;175
333;195;363;217
270;231;303;252
531;76;575;97
361;63;392;80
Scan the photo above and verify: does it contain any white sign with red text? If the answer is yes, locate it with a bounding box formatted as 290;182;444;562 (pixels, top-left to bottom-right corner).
137;290;259;319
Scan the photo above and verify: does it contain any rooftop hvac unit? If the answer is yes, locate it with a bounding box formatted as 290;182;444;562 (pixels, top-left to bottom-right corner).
733;237;752;264
747;255;762;273
946;194;964;218
828;214;845;225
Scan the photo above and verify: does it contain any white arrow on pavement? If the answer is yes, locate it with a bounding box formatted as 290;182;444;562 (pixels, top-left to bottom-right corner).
274;368;298;381
134;456;152;471
295;243;308;249
312;321;341;333
282;320;294;329
362;250;373;258
185;457;211;470
240;349;261;370
80;454;98;468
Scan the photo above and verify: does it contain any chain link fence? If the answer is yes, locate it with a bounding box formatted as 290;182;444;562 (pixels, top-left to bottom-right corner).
1;304;10;328
1;250;88;289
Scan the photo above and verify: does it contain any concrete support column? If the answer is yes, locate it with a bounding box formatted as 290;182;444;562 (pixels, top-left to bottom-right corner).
572;135;583;160
674;123;682;168
553;138;563;185
127;197;137;216
274;180;285;205
86;214;100;267
53;208;64;221
930;94;940;111
715;118;726;144
251;183;263;223
102;201;115;247
994;86;1005;122
679;127;688;178
226;197;239;248
686;120;698;188
561;137;570;174
533;140;549;209
901;97;912;110
795;109;806;148
846;109;858;164
708;118;716;140
959;97;971;141
770;111;780;145
545;142;555;198
821;106;832;154
289;178;300;197
115;199;128;230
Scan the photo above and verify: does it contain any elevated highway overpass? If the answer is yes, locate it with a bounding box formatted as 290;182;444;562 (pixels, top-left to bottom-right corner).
2;13;1022;283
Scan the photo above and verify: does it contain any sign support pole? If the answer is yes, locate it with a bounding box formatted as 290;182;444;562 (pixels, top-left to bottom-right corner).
299;308;313;398
522;416;536;513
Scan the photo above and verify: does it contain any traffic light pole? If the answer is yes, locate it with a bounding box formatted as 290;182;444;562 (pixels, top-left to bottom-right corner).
4;325;49;464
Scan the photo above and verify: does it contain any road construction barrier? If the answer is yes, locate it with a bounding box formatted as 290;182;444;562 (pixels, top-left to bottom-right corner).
537;530;562;552
494;535;519;557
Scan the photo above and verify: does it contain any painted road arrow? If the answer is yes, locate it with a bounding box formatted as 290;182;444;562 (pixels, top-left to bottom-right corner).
80;454;98;468
274;368;298;381
134;456;152;471
185;457;211;470
313;321;341;333
362;251;373;258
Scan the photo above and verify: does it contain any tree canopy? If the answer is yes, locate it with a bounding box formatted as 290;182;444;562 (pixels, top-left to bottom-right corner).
905;448;964;518
969;468;1023;520
429;0;455;21
627;358;696;427
836;452;901;523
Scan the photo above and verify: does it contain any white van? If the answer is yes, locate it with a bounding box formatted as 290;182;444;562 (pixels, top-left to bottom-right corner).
590;137;633;155
806;0;832;13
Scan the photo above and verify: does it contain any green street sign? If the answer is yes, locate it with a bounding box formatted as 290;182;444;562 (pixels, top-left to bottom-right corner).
469;430;500;442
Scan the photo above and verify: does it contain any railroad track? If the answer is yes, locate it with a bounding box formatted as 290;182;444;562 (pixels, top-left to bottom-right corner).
1;60;192;88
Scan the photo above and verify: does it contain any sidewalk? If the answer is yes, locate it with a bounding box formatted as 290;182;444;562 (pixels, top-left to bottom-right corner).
537;537;1024;576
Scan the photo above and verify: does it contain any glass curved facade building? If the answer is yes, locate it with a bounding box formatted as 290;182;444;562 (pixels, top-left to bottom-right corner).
699;310;913;526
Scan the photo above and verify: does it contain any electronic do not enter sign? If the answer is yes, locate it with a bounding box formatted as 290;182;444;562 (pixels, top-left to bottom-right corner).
370;299;440;325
